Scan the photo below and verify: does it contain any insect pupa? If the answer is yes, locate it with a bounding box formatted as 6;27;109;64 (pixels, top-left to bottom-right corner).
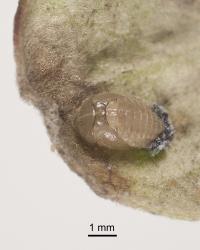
74;93;174;155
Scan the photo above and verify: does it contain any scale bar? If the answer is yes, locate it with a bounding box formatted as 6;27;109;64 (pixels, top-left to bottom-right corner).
88;234;117;237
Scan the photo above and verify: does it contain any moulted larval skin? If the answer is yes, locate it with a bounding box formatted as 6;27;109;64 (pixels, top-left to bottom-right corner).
14;0;200;220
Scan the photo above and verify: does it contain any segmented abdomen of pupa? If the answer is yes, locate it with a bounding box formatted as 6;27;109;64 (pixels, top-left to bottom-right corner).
106;95;164;148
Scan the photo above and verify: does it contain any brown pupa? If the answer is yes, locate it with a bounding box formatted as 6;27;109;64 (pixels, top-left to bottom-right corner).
74;93;174;155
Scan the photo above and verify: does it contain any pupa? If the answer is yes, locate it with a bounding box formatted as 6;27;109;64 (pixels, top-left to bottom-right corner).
74;93;174;155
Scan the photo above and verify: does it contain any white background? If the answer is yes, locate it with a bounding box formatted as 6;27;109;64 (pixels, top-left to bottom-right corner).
1;1;200;250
